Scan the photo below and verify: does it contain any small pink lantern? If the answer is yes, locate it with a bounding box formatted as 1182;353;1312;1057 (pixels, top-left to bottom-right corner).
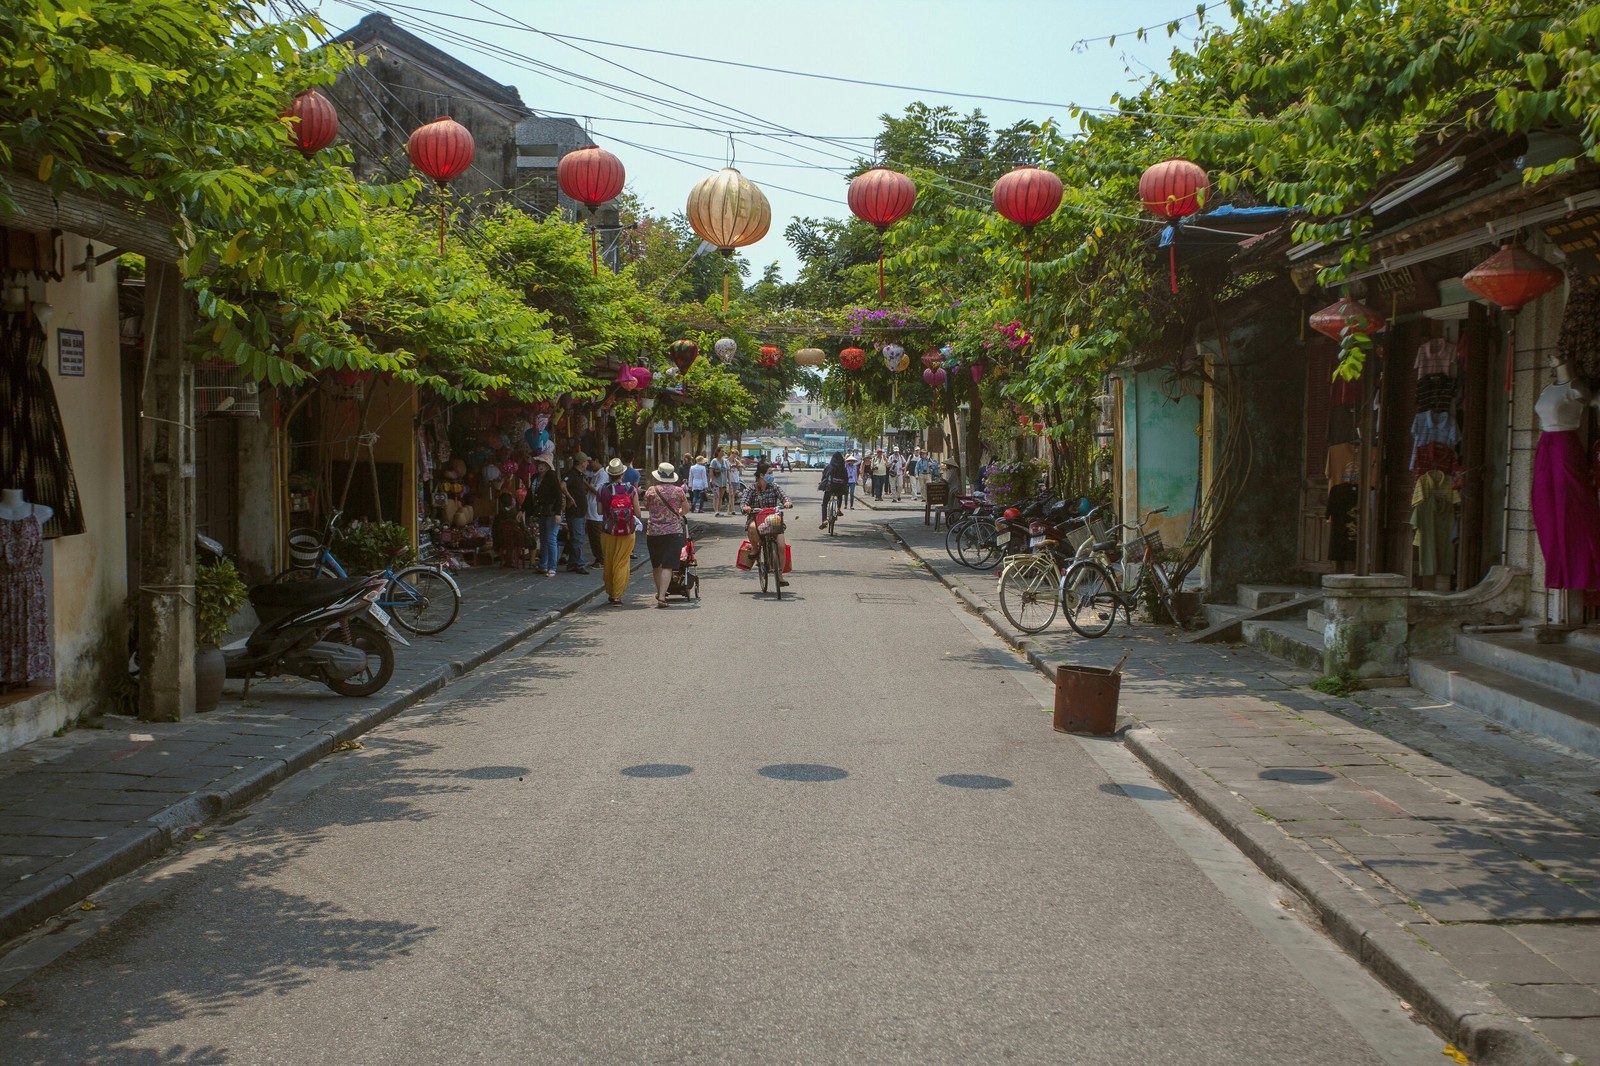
923;367;947;388
631;367;652;390
970;360;986;384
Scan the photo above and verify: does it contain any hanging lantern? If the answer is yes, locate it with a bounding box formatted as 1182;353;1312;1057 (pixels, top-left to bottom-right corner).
1138;158;1210;294
557;145;627;277
992;166;1064;302
615;364;640;391
631;367;652;390
1309;297;1387;343
668;339;699;373
408;116;476;254
1032;419;1046;435
839;347;867;371
283;90;338;157
714;337;738;363
1018;413;1033;428
923;367;947;388
794;348;826;367
686;167;772;311
758;345;782;368
920;349;943;370
1462;243;1566;392
970;360;986;384
847;166;917;300
882;343;908;373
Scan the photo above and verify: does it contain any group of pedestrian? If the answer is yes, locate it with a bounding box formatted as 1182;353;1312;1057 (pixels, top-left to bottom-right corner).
859;446;938;502
674;447;745;516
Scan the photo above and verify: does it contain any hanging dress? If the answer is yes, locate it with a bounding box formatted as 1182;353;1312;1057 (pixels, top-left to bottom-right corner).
0;509;52;684
0;313;85;538
1531;382;1600;590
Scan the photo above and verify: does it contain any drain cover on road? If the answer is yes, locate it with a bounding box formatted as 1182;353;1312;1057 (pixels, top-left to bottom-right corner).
854;592;918;605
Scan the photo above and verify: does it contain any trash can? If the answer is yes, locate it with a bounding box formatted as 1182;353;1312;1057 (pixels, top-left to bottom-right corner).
1053;664;1121;735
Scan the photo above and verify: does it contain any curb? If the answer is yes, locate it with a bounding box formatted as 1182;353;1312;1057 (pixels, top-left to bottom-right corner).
0;566;636;945
880;520;1565;1066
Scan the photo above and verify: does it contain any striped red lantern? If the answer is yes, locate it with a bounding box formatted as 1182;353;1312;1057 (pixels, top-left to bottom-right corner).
408;117;476;254
1139;158;1210;293
992;166;1064;301
849;167;918;300
283;90;338;157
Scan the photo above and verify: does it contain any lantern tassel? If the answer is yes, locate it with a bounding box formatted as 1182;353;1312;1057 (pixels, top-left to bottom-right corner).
1024;231;1032;303
722;267;729;314
879;250;886;303
590;226;599;278
1169;244;1178;295
438;196;446;256
1504;313;1517;393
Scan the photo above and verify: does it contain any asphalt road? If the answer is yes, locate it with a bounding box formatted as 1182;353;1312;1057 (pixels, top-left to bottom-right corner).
0;487;1444;1065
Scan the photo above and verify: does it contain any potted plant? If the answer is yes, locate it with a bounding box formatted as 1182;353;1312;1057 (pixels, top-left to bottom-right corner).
194;557;247;713
337;520;415;575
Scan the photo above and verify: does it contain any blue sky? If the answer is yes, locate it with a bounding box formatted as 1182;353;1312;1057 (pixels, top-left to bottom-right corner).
320;0;1220;279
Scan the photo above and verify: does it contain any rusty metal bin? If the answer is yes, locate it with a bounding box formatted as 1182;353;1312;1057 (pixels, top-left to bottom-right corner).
1053;664;1121;735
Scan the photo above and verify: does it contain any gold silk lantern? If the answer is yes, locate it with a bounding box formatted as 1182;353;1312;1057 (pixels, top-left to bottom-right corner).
686;167;771;311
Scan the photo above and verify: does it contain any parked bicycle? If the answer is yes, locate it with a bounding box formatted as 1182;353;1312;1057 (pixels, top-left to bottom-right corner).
996;504;1111;633
279;511;462;636
1059;507;1185;638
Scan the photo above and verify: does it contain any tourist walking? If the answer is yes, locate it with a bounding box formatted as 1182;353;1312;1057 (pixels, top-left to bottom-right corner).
888;448;903;501
728;453;745;509
870;449;887;500
687;455;710;513
562;453;592;575
709;447;729;515
910;447;927;499
582;453;605;572
642;462;689;608
597;459;638;605
522;454;571;577
844;453;859;508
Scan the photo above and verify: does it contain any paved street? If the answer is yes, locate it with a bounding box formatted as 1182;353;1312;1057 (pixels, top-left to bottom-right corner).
0;487;1443;1064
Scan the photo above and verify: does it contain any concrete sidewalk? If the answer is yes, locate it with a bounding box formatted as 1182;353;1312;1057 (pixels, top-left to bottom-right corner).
885;515;1600;1066
0;558;650;944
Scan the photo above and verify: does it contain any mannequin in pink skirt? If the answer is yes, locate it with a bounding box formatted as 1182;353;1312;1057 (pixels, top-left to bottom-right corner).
1531;361;1600;590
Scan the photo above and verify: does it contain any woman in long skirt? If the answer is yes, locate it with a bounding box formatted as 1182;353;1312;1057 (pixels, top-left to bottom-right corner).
597;459;637;605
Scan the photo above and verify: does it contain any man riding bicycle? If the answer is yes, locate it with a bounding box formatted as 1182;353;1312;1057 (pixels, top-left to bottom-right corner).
817;452;849;529
742;460;793;586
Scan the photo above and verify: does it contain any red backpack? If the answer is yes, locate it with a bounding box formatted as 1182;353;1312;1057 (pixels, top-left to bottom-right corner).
604;484;637;535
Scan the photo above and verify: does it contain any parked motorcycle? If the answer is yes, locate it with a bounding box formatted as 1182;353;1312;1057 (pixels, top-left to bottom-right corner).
198;533;408;697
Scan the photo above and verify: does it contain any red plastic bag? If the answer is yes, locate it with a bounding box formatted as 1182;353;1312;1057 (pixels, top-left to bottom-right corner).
735;540;754;570
783;544;792;573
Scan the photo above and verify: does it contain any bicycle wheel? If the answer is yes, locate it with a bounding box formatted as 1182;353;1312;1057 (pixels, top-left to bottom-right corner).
1062;560;1119;639
758;538;770;594
953;518;992;569
765;540;782;600
386;565;461;635
998;555;1061;634
970;518;1002;568
945;516;973;564
827;496;839;536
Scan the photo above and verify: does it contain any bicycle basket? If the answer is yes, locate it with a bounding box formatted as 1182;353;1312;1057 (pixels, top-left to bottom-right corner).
1139;529;1165;556
287;531;322;568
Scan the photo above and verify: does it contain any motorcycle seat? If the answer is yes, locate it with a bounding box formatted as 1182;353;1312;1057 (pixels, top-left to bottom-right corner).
250;577;374;609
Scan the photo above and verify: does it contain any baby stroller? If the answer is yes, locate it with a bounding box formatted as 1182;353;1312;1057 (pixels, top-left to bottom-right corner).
666;531;700;601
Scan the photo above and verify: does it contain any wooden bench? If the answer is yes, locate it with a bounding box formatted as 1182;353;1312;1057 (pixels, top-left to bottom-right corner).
924;480;950;528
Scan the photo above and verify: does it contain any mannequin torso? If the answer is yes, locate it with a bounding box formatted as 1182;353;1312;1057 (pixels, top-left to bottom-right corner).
1535;381;1592;432
0;488;52;524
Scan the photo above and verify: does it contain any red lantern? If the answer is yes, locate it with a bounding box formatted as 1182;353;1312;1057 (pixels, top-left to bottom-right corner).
1463;244;1565;392
557;145;626;276
758;345;782;368
669;339;699;373
920;349;943;370
839;347;866;371
1033;419;1045;435
1309;297;1387;343
970;360;986;384
283;90;338;157
631;367;652;390
848;167;917;300
923;367;947;388
992;166;1064;301
1139;158;1210;294
408;116;476;253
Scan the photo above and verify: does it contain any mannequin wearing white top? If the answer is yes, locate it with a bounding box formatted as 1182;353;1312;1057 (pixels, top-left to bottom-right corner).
1534;360;1596;432
0;488;52;525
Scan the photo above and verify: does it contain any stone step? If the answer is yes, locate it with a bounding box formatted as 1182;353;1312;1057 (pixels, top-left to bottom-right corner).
1202;602;1250;629
1240;618;1326;671
1236;583;1318;611
1456;631;1600;706
1410;654;1600;760
1306;608;1329;634
1570;626;1600;656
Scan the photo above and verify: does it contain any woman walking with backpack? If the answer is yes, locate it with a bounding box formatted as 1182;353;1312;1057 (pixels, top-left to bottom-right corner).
641;462;690;608
597;459;638;606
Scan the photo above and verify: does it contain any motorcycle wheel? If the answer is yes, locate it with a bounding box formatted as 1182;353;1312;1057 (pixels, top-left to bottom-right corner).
325;619;394;697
